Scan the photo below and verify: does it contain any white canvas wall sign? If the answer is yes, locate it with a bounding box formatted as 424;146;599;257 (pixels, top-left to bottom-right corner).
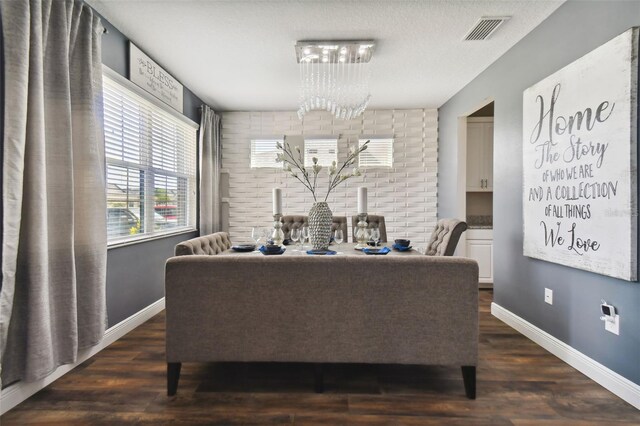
129;42;183;113
523;27;638;282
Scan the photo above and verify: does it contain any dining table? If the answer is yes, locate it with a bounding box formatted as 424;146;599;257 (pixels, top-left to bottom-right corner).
220;242;424;257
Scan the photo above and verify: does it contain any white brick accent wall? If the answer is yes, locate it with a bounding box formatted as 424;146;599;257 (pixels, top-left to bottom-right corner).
220;109;438;247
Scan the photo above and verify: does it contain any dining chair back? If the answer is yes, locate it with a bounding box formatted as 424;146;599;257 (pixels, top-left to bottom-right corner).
281;215;349;241
350;214;387;243
331;216;349;240
280;215;308;240
425;219;468;256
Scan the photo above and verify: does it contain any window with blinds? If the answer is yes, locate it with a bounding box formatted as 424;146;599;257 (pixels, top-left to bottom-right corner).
103;70;198;244
358;138;393;168
250;139;283;168
304;138;337;167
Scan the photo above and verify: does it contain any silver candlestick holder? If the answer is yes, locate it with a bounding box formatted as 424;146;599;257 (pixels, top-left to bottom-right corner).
271;214;285;246
354;213;369;249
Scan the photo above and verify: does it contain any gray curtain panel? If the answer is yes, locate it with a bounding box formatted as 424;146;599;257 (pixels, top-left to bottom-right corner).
199;105;221;235
1;0;107;384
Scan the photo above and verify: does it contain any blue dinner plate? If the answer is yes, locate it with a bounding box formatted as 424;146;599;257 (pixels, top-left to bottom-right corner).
392;244;413;252
363;246;391;255
259;245;286;255
232;244;256;252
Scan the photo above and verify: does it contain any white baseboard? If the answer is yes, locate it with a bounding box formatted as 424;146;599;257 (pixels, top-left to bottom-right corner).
491;302;640;410
0;298;165;415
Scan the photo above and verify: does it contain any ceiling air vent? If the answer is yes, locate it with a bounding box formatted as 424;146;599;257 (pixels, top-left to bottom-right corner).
464;16;511;41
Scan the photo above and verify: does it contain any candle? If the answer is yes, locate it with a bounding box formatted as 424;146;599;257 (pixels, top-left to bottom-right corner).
357;187;367;214
272;188;282;215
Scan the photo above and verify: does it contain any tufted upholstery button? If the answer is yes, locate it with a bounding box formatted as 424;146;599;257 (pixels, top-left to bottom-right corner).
425;219;467;256
174;232;232;256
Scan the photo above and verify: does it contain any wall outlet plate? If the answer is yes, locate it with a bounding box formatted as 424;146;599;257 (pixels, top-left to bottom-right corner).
605;315;620;335
544;288;553;305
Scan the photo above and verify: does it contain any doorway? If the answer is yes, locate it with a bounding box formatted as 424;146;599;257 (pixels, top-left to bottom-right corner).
457;101;494;288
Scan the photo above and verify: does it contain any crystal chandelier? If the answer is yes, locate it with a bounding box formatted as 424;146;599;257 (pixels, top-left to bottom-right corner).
295;40;375;120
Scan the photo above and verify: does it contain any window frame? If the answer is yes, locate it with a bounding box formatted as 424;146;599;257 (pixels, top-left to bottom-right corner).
250;138;284;169
304;137;338;167
103;66;199;248
358;137;394;168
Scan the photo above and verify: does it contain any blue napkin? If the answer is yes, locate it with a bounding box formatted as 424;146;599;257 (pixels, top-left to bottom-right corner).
306;249;337;255
363;246;391;255
392;244;413;252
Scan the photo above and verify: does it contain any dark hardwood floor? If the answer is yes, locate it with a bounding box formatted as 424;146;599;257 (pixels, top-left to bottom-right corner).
2;290;639;425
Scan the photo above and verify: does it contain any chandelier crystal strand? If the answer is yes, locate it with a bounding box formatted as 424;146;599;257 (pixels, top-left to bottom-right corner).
296;41;374;121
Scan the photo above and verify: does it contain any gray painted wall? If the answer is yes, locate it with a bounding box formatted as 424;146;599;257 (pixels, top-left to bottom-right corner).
439;0;640;385
99;15;200;326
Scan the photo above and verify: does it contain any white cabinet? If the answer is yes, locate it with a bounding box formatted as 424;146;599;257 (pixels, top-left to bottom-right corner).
465;229;493;284
466;119;493;191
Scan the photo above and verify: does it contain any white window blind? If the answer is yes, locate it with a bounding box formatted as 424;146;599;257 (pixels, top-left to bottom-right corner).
250;138;283;168
304;138;337;167
359;138;393;167
103;71;197;244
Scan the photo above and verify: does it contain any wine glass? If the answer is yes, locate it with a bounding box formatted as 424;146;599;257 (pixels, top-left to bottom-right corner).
251;227;261;250
262;228;272;245
370;227;380;248
301;226;309;249
333;229;344;245
291;228;301;252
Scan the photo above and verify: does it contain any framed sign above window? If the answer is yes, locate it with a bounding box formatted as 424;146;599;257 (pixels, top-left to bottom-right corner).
129;42;184;113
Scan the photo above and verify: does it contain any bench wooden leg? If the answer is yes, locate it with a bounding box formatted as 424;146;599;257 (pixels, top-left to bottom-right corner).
314;363;324;393
461;366;476;399
168;362;182;396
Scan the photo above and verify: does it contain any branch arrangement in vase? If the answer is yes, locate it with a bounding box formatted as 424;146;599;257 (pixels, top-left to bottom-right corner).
275;137;369;202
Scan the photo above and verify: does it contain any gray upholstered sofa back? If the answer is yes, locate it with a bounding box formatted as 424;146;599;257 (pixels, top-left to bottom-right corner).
165;255;478;367
174;232;232;256
426;219;468;256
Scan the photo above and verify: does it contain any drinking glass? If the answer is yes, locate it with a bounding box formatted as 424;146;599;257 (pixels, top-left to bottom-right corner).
333;229;344;245
370;227;381;247
301;226;309;249
251;227;261;250
291;228;301;252
262;228;272;245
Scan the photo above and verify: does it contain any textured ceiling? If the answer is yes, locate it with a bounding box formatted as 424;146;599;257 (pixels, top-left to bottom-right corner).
87;0;564;111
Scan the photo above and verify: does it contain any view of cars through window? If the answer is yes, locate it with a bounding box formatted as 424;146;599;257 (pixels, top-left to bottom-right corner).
107;205;180;239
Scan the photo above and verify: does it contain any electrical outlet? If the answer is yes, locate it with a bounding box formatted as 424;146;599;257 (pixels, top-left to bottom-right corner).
544;288;553;305
605;315;620;335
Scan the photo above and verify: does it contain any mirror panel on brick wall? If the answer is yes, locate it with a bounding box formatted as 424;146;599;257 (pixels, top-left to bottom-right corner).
220;109;438;246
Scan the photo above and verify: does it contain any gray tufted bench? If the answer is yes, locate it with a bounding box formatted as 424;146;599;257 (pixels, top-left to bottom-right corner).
174;232;232;256
426;219;468;256
165;254;479;398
